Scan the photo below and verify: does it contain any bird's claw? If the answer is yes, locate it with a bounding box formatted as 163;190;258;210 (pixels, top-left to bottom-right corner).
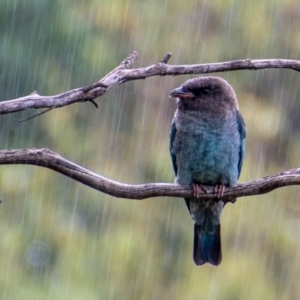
214;184;225;198
192;184;207;198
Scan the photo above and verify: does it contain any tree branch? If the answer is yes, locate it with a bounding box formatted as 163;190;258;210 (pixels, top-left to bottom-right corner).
1;51;300;116
2;53;300;201
0;148;299;202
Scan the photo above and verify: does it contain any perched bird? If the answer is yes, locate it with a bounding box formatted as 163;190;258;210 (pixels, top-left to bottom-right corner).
169;76;246;266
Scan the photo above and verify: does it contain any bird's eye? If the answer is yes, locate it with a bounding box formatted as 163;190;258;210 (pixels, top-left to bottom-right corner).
201;88;210;95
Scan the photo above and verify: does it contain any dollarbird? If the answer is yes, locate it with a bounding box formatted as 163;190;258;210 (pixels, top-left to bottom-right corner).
169;76;246;266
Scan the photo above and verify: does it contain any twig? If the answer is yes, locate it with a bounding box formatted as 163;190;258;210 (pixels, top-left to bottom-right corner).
18;107;56;123
160;52;172;64
0;148;299;201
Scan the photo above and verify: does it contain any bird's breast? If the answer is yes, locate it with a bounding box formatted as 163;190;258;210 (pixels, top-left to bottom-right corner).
174;116;240;187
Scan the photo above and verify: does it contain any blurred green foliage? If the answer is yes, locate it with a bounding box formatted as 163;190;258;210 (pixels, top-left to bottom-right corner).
1;0;300;298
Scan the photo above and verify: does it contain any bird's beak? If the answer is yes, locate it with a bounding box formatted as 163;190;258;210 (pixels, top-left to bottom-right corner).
169;87;195;99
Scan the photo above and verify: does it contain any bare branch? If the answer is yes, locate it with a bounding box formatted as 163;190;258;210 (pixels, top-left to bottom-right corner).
1;51;300;116
0;148;299;202
0;51;138;116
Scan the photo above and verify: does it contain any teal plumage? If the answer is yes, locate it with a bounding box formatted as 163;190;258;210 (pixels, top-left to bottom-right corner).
169;76;246;266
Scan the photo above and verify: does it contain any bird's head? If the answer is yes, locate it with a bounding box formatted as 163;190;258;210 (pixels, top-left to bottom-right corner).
169;76;238;113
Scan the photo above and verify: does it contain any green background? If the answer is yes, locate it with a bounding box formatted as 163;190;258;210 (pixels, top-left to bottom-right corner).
1;0;300;298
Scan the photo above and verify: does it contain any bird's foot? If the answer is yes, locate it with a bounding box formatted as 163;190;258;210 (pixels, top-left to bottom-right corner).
192;184;207;198
214;184;225;199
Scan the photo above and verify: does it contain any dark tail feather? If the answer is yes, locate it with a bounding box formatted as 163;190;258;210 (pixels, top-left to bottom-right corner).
193;223;222;266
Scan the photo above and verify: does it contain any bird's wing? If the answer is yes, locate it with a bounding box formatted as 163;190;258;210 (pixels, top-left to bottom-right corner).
169;118;178;176
236;109;246;179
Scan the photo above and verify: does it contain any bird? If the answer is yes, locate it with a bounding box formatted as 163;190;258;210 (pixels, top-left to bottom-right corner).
169;76;246;266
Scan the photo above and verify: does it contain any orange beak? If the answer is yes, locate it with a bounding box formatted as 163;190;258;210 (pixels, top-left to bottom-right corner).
169;87;195;99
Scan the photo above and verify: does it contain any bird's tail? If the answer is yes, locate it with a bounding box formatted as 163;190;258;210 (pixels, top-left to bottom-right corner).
193;222;222;266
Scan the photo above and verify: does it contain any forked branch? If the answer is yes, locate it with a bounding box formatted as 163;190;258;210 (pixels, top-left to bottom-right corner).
1;51;300;116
